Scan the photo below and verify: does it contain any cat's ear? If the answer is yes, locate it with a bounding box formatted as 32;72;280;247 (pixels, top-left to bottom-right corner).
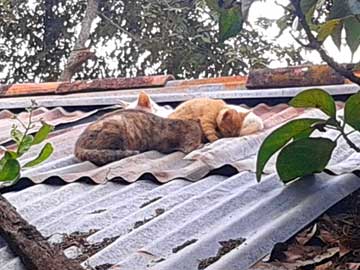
220;109;237;124
240;111;250;119
137;91;151;109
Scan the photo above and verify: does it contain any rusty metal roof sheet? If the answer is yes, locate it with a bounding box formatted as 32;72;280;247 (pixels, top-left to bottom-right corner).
0;83;360;270
0;80;358;109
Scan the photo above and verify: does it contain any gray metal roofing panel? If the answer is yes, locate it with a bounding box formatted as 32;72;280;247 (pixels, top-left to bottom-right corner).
1;172;359;270
0;98;360;269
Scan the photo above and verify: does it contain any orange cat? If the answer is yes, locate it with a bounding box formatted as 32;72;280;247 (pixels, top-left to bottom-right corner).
168;98;249;142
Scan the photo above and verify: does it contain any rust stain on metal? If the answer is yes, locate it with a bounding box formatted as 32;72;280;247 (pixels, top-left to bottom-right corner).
177;76;247;86
246;65;345;89
0;75;174;97
56;75;175;94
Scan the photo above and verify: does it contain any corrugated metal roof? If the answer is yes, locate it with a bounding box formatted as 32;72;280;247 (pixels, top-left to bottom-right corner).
0;80;359;270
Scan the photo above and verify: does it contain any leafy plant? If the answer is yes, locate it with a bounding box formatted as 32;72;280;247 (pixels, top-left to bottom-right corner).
256;89;360;183
204;0;360;85
0;100;54;184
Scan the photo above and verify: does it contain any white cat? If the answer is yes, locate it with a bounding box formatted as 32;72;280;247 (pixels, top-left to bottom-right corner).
125;91;174;117
228;104;264;135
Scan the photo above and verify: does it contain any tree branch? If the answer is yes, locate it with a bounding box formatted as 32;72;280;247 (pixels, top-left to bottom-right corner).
59;0;98;81
289;0;360;86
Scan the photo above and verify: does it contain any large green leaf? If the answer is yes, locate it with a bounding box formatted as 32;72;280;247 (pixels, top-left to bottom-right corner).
23;143;54;168
344;17;360;55
256;118;323;182
0;155;20;182
17;134;34;156
331;21;343;50
289;89;336;118
219;7;244;42
276;138;336;183
32;122;54;145
344;92;360;131
317;19;341;42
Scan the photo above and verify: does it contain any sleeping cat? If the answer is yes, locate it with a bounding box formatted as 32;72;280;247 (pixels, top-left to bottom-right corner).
227;105;264;136
125;91;173;117
74;109;202;165
168;98;251;142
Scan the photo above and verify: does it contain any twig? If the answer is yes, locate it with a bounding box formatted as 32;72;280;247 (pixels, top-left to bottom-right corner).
289;0;360;86
97;11;142;43
59;0;99;81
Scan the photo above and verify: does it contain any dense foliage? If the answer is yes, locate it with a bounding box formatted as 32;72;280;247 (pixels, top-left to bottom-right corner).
0;0;303;83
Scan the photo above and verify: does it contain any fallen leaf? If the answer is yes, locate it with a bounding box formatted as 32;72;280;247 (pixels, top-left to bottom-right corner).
318;228;338;245
339;243;352;258
296;224;318;246
346;263;360;270
315;261;333;270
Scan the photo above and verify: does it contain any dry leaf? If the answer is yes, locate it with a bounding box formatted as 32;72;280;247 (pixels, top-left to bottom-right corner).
346;263;360;270
339;243;352;258
296;224;318;246
315;261;333;270
318;228;338;245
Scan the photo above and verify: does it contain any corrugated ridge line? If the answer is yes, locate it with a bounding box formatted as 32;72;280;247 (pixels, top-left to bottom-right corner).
113;175;283;269
0;257;23;270
83;173;254;267
38;176;222;237
34;180;189;232
152;173;360;270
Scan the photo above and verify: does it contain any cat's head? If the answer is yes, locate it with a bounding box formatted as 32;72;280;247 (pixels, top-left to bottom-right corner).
126;91;173;117
216;108;249;138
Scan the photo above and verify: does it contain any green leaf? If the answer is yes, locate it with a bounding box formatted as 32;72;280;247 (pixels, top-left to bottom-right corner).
17;135;34;157
329;0;352;19
0;156;20;182
205;0;221;13
11;127;23;146
276;16;289;38
23;143;54;168
256;118;323;182
331;21;343;50
32;122;54;145
301;0;318;14
276;138;336;183
219;7;244;42
344;92;360;131
344;17;360;55
289;88;336;118
317;19;341;42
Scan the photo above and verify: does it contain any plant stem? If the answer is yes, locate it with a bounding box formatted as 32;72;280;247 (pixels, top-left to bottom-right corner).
16;109;33;156
340;128;360;152
289;0;360;86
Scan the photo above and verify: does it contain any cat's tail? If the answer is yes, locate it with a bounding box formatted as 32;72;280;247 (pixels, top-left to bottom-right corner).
74;147;140;166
